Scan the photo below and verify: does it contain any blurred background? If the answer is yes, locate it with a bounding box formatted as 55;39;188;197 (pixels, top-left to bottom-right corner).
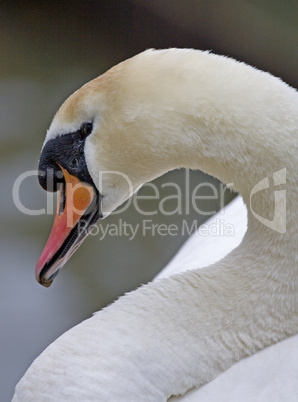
1;1;297;400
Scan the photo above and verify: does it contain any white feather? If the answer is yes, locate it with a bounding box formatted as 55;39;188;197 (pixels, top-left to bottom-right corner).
13;49;298;401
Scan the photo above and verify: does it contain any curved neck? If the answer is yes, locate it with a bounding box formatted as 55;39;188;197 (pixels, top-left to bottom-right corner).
116;52;298;396
91;51;298;398
146;52;298;258
116;51;297;238
16;50;298;401
97;74;298;399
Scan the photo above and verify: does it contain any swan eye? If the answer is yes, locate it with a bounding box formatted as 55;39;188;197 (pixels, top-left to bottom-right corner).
81;122;93;137
71;158;78;168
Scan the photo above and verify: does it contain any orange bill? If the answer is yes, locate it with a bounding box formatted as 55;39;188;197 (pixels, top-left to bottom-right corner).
35;167;99;287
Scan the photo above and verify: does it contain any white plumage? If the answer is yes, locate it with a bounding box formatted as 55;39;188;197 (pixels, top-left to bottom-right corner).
166;197;298;401
14;49;298;401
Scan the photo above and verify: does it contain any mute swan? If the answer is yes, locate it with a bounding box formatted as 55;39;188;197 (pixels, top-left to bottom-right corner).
13;49;297;401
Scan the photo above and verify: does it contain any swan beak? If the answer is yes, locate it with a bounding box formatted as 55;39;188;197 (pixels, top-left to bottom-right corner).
36;168;100;287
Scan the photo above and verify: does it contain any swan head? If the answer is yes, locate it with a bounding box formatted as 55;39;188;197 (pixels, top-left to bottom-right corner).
36;49;191;286
36;48;285;286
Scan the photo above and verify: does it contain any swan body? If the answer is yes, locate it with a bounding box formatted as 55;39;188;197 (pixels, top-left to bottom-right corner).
156;196;247;279
163;197;298;401
170;334;298;402
13;49;297;400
